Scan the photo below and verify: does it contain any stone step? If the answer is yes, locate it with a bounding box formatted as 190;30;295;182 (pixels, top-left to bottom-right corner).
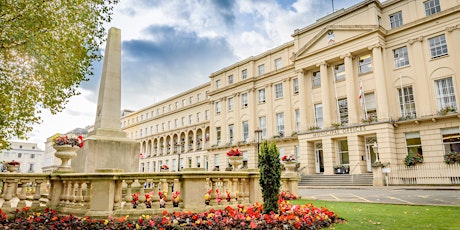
299;174;373;186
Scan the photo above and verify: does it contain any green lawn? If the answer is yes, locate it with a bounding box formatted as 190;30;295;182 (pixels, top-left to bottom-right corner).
291;200;460;229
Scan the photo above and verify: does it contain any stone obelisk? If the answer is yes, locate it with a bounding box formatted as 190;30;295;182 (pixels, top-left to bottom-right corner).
72;27;139;173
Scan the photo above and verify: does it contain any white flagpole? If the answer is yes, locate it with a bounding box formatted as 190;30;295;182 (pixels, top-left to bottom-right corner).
311;91;317;127
359;80;368;120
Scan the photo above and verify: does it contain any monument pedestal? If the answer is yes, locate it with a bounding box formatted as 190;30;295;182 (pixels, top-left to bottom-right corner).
72;129;139;173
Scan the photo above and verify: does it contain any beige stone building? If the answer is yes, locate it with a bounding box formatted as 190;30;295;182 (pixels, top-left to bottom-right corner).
122;0;460;181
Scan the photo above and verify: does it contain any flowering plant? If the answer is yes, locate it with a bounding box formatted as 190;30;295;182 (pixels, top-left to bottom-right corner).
204;189;212;201
216;189;222;204
278;191;297;200
444;151;460;164
160;165;169;170
5;160;20;166
53;135;84;148
226;148;242;157
226;190;231;202
404;153;423;166
281;154;296;162
172;191;180;203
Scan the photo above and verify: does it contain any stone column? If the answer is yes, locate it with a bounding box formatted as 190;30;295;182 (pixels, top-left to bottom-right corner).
297;70;308;131
283;78;292;136
408;37;431;116
318;62;332;128
342;53;359;124
266;83;274;138
369;43;389;120
322;138;334;175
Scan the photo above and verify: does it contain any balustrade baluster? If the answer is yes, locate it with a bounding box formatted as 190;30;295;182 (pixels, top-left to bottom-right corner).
75;181;84;207
238;179;243;204
0;179;7;198
138;179;147;209
210;179;217;205
59;180;68;207
68;181;76;206
123;180;133;210
32;179;43;209
83;181;91;209
222;179;229;203
1;179;16;209
17;179;28;208
241;178;249;203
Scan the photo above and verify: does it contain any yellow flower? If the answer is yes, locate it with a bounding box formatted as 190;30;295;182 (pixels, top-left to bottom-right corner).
136;224;140;229
104;220;109;225
246;216;251;221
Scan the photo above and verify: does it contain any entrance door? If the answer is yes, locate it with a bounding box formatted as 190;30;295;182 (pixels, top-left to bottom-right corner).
365;137;377;172
314;142;324;173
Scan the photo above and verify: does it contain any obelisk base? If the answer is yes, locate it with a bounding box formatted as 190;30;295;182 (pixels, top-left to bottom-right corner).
72;129;139;173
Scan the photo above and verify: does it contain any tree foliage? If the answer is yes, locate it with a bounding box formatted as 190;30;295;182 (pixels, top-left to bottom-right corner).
0;0;119;149
258;140;281;214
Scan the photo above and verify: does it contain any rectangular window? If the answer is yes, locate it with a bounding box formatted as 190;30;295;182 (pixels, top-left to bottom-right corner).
393;46;409;68
338;140;349;164
274;58;282;70
405;132;422;156
162;107;165;113
196;156;201;168
189;96;193;104
293;78;299;94
398;86;417;118
435;77;457;110
175;102;179;109
174;119;178;128
358;54;372;74
442;127;460;155
205;110;210;120
169;104;172;111
228;124;234;143
216;127;221;144
242;121;249;142
429;34;448;58
275;83;283;99
197;112;201;123
295;109;300;131
242;69;247;79
389;11;403;29
365;92;377;120
216;101;221;114
258;64;265;76
242;93;248;107
338;98;348;124
228;75;233;84
197;93;201;102
259;116;267;139
315;104;323;128
189;115;193;125
162;123;165;131
181;117;185;126
182;99;186;107
168;121;171;130
424;0;441;16
334;63;345;82
258;89;266;103
312;71;321;88
228;97;234;111
216;79;221;89
31;154;35;159
276;112;284;135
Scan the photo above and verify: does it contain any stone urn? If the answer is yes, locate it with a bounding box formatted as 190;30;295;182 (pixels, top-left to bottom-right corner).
283;161;297;173
6;164;19;172
228;156;243;171
53;145;79;172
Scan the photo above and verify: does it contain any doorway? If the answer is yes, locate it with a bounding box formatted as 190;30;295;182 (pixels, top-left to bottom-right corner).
365;137;377;172
315;142;324;173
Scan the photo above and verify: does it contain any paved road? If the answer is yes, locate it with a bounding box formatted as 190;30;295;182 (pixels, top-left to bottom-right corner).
298;187;460;206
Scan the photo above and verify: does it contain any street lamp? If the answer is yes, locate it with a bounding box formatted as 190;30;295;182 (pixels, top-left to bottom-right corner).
372;142;380;163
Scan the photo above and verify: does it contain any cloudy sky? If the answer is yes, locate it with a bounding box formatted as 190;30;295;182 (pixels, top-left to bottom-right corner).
28;0;364;148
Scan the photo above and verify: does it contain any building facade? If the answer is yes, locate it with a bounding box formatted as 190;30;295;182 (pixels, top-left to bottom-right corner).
0;141;44;173
122;0;460;177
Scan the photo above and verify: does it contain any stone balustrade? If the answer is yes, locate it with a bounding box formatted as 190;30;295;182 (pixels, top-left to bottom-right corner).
1;169;298;218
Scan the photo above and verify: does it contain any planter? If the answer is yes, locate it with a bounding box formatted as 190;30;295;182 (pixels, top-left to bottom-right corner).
53;145;80;172
228;156;243;171
283;161;296;172
6;165;19;172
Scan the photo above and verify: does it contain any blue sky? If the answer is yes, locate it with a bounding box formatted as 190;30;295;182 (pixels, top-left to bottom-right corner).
29;0;364;148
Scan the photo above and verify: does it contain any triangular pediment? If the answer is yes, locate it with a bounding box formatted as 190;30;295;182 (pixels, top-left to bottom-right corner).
293;25;379;60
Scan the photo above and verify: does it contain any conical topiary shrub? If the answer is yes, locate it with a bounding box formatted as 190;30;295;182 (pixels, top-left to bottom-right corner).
258;140;281;214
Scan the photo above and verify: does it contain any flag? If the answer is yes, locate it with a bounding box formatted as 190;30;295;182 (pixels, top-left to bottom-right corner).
358;81;364;104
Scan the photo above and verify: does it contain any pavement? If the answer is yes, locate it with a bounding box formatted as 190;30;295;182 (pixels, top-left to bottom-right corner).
298;186;460;206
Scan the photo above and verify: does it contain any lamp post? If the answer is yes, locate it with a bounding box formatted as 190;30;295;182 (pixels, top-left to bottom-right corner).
372;142;380;163
254;128;262;166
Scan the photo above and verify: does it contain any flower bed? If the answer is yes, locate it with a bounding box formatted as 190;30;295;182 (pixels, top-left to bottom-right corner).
0;201;341;229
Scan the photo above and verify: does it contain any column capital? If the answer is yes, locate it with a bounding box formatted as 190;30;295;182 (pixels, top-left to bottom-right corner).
316;61;327;67
295;68;307;75
408;36;423;45
446;25;459;33
367;42;385;50
340;52;353;59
